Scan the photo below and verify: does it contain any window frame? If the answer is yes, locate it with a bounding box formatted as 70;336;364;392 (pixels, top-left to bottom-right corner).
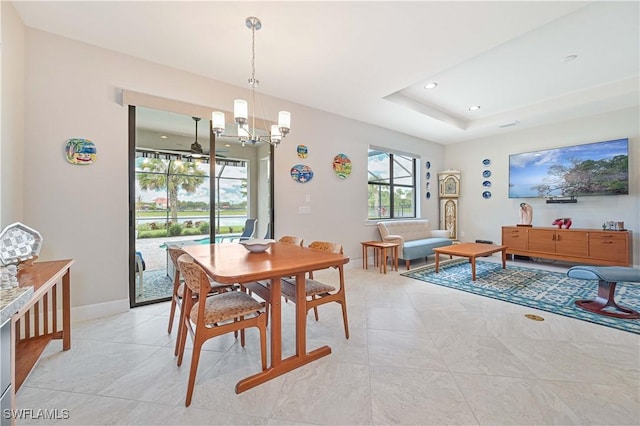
367;147;418;220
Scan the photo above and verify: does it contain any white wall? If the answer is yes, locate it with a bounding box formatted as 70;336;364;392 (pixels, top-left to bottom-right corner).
444;107;640;266
18;28;443;317
0;1;25;225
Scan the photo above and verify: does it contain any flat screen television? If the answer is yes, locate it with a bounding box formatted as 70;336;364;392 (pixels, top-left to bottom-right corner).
509;138;629;199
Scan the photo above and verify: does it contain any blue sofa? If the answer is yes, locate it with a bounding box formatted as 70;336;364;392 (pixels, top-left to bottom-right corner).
377;220;452;270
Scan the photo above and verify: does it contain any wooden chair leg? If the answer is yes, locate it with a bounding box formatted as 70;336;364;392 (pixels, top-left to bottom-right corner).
185;337;204;407
311;295;320;321
240;316;246;347
168;296;177;334
176;315;189;366
340;301;349;339
174;299;185;356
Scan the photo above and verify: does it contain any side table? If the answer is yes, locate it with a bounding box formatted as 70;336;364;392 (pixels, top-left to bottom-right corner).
360;241;399;274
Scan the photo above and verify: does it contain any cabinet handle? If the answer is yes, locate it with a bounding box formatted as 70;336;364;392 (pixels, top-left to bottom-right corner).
556;235;560;241
552;234;556;241
602;241;613;244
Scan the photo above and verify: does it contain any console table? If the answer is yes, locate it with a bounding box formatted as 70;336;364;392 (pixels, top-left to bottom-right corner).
502;226;631;266
13;260;74;391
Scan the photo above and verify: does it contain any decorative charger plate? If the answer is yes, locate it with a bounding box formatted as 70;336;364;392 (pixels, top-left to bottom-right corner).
0;222;43;265
482;159;491;166
333;154;352;179
239;239;276;253
483;170;491;178
290;164;314;183
482;191;492;199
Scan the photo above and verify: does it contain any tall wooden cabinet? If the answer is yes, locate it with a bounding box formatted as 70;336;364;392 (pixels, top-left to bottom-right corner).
502;226;631;266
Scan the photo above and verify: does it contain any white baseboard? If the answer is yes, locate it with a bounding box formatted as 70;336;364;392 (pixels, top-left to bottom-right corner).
72;298;130;322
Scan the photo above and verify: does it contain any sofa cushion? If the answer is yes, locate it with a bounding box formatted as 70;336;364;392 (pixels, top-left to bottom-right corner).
378;220;433;241
403;237;452;260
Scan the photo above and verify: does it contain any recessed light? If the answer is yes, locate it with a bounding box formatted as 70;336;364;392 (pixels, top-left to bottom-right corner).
424;82;438;90
560;54;578;63
224;144;231;148
160;135;168;139
468;105;481;111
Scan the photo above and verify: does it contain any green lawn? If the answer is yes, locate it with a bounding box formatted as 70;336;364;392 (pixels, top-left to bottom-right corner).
136;209;246;218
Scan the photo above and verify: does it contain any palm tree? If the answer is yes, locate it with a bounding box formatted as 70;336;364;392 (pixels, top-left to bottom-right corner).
137;158;207;222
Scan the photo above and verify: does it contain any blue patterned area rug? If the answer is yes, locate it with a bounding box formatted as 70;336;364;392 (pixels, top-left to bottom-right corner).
402;259;640;334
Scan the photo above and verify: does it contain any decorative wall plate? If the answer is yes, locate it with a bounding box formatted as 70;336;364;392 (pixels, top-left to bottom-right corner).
482;159;491;166
426;191;431;199
426;172;431;179
290;164;314;183
482;191;492;199
65;138;97;165
333;153;352;179
0;222;43;265
482;170;491;178
296;145;308;158
482;180;491;187
426;161;431;169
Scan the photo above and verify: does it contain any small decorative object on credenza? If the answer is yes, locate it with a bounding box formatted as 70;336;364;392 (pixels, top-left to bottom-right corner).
602;221;625;231
552;218;572;229
517;202;533;227
0;222;43;288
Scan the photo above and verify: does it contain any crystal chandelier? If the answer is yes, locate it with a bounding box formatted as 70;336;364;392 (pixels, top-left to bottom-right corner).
211;17;291;147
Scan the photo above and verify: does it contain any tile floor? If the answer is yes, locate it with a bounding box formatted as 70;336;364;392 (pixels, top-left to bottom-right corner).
15;257;640;425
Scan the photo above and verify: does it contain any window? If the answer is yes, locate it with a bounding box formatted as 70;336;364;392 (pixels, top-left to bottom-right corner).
368;148;417;219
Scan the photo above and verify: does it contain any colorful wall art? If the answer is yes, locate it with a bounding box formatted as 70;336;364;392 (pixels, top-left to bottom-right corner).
290;164;314;183
297;145;308;158
333;153;352;179
65;138;97;165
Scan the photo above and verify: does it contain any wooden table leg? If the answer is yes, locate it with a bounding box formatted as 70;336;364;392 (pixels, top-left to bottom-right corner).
435;253;440;273
235;272;332;394
362;245;367;269
470;256;477;281
382;247;387;274
62;269;71;351
394;246;398;271
501;249;506;269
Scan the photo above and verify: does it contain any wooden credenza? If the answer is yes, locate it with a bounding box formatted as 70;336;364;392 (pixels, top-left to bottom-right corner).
502;226;631;266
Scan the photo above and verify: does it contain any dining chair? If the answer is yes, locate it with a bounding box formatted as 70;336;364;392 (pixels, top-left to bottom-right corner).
281;240;349;339
241;236;304;324
166;247;233;356
176;255;267;406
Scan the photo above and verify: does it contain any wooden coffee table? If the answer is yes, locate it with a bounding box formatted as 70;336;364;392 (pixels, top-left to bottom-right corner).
433;243;507;281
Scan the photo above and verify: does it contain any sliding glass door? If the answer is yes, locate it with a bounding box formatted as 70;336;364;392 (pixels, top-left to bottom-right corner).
129;105;273;307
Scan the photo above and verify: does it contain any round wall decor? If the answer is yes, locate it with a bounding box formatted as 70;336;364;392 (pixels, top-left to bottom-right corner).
65;138;97;165
296;145;308;158
290;164;314;183
332;153;352;179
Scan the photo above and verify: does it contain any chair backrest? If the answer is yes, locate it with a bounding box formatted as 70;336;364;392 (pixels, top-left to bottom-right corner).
168;246;188;271
178;254;211;295
264;223;271;239
239;219;257;239
309;241;343;254
279;235;304;246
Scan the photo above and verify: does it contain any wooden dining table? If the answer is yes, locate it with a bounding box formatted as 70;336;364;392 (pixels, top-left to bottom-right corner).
182;242;350;393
